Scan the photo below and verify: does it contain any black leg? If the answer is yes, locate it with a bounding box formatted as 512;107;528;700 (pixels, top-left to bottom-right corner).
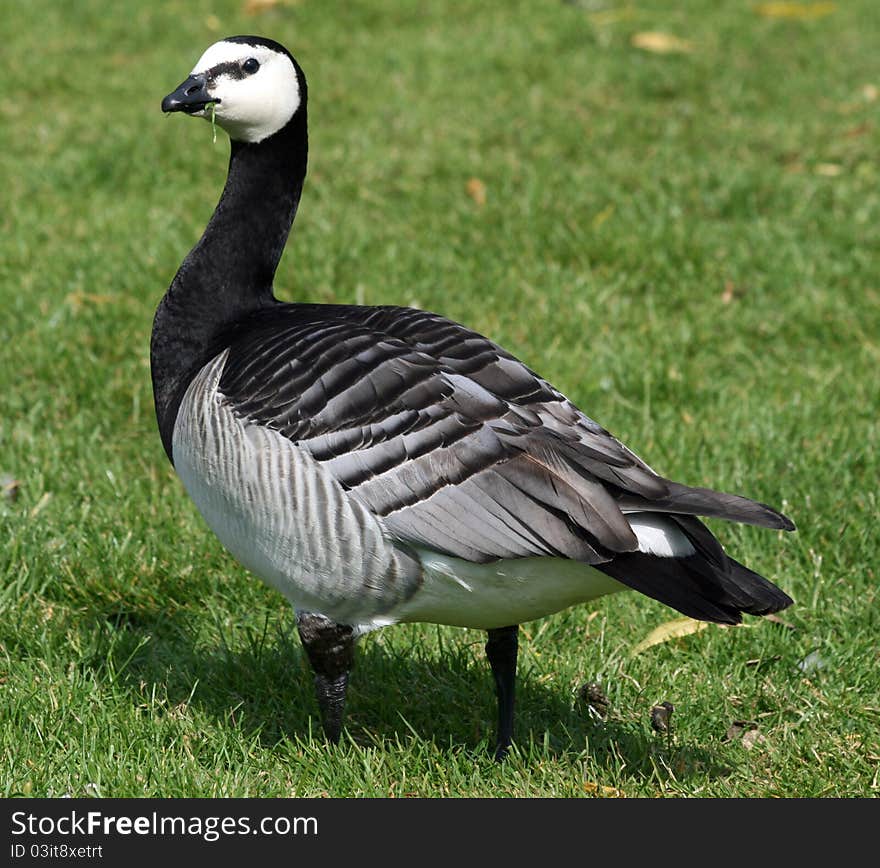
296;612;355;744
485;624;519;761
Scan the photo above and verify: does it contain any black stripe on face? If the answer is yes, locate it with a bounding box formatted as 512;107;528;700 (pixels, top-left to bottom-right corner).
204;60;254;82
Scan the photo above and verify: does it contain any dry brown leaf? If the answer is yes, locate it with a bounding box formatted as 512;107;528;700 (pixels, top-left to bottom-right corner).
815;163;843;176
465;177;487;207
592;204;615;229
584;781;625;797
741;729;767;750
724;720;767;750
721;282;748;304
754;2;836;20
29;492;52;519
723;720;757;742
721;280;752;305
631;32;694;55
632;617;708;654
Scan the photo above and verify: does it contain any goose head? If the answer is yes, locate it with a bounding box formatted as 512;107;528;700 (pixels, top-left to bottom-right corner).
161;36;305;144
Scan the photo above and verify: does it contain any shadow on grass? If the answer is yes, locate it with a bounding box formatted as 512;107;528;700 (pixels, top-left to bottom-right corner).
90;603;730;782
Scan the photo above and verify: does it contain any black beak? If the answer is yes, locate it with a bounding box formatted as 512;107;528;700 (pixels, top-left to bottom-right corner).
161;74;218;114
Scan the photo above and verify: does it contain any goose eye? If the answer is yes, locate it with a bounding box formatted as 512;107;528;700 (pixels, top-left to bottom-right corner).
242;58;260;74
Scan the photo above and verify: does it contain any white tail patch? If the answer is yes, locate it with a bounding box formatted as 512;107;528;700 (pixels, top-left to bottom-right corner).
627;513;695;558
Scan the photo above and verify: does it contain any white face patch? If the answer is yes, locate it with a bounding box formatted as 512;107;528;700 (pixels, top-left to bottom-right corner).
189;40;301;143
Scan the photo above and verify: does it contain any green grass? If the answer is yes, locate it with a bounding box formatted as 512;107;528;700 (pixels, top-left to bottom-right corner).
2;0;878;797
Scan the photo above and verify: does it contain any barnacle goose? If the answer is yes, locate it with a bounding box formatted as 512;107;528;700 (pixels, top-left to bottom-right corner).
153;36;795;759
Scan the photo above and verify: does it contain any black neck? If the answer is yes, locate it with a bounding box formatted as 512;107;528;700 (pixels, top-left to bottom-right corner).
185;110;307;297
151;109;308;460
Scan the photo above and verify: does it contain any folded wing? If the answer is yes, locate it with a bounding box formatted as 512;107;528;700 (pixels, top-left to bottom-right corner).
217;304;793;581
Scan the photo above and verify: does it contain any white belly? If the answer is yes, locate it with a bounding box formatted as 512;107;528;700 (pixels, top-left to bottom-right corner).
395;549;627;629
171;352;422;627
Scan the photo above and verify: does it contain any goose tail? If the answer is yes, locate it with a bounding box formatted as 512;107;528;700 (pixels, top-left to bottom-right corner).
597;514;794;625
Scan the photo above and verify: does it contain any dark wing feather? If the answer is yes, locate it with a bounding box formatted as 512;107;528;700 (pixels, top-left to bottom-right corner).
218;304;793;568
